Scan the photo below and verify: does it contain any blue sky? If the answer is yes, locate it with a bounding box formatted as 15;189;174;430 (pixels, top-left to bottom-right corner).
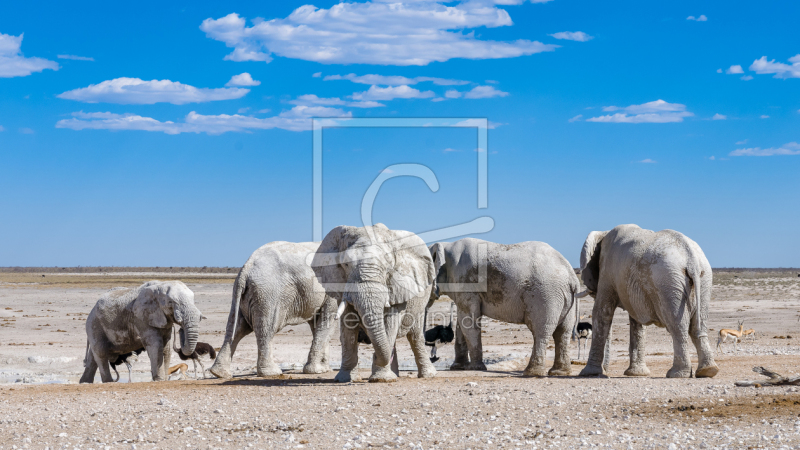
1;0;798;268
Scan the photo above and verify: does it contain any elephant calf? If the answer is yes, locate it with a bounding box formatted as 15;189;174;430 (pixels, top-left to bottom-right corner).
209;241;338;379
81;280;204;383
430;238;580;377
578;224;719;378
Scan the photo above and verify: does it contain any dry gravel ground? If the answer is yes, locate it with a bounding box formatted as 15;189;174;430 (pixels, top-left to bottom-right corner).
1;269;800;449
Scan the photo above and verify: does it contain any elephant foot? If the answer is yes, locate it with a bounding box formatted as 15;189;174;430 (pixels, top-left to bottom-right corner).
666;366;692;378
464;361;487;371
334;369;361;383
449;361;468;371
522;365;548;377
368;366;398;383
208;364;232;380
624;365;651;377
695;364;719;378
579;364;606;377
303;362;331;374
257;364;283;377
547;366;572;377
417;365;437;379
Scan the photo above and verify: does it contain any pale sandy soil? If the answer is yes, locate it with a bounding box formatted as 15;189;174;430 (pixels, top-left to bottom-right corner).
1;270;799;449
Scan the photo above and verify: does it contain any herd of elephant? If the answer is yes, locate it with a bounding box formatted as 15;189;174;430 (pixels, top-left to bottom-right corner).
80;223;720;384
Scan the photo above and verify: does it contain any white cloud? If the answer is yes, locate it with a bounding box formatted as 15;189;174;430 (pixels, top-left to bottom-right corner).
444;89;462;99
56;106;350;135
57;77;249;105
351;85;435;101
0;33;59;78
312;72;321;78
324;73;469;86
587;99;693;123
749;54;800;79
730;142;800;157
19;127;34;134
568;114;582;122
200;3;558;66
462;85;509;99
57;54;94;61
686;15;708;21
716;68;722;73
741;75;753;81
226;72;260;86
760;115;770;119
725;65;743;74
638;159;657;163
0;125;4;132
443;147;460;152
290;94;385;108
735;139;748;145
548;31;593;42
712;113;726;120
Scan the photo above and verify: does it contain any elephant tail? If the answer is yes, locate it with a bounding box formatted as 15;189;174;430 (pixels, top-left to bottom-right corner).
570;278;581;341
687;264;708;339
228;271;248;345
83;339;90;368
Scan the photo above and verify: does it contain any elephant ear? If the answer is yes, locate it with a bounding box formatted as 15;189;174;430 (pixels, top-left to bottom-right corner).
580;231;607;294
311;225;348;300
388;230;435;305
132;282;169;329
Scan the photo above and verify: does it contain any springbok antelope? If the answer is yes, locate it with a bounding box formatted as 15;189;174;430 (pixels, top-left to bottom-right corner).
168;363;189;380
741;327;757;342
716;320;744;353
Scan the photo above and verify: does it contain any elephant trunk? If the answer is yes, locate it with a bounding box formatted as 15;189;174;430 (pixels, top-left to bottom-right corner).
176;306;200;356
348;281;393;367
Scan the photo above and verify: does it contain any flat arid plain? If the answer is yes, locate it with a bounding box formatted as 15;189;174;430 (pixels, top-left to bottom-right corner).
1;269;800;449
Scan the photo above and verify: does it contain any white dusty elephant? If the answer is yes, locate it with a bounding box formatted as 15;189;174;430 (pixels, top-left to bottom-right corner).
578;224;719;378
430;238;579;377
312;224;437;383
209;241;338;379
80;280;204;383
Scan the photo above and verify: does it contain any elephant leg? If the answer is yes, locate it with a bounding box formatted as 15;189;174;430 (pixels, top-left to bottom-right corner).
407;319;436;378
624;316;650;377
304;298;336;374
373;345;400;378
80;353;99;384
579;288;617;377
334;304;361;383
145;340;166;381
209;313;253;379
161;340;171;381
658;286;693;378
548;316;573;376
690;311;718;378
522;313;554;377
254;321;282;377
458;296;486;371
450;311;470;370
92;351;114;383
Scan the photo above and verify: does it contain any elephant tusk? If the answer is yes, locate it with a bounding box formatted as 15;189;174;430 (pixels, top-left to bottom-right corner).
575;290;592;298
336;301;347;320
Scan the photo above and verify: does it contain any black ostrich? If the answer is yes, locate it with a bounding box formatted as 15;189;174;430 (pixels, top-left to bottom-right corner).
424;302;455;362
576;317;592;360
172;327;217;379
110;348;144;382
